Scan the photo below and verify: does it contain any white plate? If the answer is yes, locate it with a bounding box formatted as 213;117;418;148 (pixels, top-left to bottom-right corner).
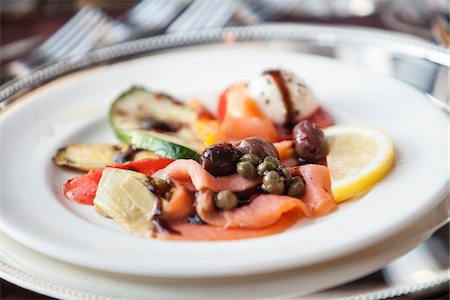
0;43;448;277
2;200;448;299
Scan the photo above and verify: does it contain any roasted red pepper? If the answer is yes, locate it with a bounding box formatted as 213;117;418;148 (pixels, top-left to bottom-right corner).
63;158;174;205
304;107;333;129
216;87;230;122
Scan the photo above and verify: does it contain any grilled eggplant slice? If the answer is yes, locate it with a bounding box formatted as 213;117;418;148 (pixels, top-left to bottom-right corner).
53;143;158;171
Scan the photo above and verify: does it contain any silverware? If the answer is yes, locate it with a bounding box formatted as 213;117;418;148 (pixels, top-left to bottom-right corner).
166;0;300;33
97;0;188;46
166;0;240;32
0;35;44;63
5;0;188;79
7;5;111;78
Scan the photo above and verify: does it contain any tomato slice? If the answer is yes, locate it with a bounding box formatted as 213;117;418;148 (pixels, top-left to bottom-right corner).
63;157;174;205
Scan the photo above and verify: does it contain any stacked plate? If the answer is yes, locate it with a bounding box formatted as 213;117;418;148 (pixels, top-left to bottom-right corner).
1;25;449;299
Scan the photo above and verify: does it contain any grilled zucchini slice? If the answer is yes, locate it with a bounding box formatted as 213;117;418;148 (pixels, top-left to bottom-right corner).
109;87;203;161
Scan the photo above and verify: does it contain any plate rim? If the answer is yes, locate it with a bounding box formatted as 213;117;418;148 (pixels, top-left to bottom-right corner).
1;23;449;110
2;25;446;277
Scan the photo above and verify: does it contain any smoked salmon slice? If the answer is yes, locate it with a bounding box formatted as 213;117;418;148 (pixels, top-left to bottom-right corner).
158;210;301;241
292;164;337;217
153;160;260;192
154;161;335;240
162;182;195;221
195;190;309;228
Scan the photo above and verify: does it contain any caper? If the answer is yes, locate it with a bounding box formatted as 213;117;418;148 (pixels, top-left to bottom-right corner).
281;168;292;182
215;190;238;210
257;161;276;176
262;170;281;185
239;153;261;166
287;176;306;198
262;171;285;195
237;161;258;179
264;156;280;167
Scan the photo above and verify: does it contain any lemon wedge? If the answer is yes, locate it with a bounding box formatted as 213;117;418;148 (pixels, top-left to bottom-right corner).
323;125;394;202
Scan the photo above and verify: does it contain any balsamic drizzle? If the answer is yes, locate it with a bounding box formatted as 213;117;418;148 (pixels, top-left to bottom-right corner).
234;184;264;206
263;70;296;130
147;178;180;235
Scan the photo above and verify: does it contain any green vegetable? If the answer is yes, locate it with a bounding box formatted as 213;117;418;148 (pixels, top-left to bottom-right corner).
131;130;200;161
264;156;280;167
93;168;157;236
53;143;128;171
236;161;258;179
53;143;159;171
281;168;292;182
262;170;285;195
109;87;203;160
257;161;276;176
239;153;261;166
215;191;238;210
287;176;306;198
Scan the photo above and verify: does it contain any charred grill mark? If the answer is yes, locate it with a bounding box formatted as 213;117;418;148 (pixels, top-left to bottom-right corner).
140;116;181;133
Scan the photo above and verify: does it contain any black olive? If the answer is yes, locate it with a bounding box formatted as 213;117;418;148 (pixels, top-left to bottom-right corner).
237;137;279;160
293;120;328;164
201;143;242;177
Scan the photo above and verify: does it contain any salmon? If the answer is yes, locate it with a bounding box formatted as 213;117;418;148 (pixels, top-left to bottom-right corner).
155;162;335;240
162;182;195;221
195;190;309;228
158;209;301;241
292;164;337;217
153;160;260;192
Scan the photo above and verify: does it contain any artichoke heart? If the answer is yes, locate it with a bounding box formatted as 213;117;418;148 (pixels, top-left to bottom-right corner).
93;168;157;237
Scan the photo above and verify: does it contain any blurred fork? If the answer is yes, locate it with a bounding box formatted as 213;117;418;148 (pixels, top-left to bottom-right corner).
166;0;297;33
98;0;188;46
6;0;188;78
166;0;240;32
7;5;111;78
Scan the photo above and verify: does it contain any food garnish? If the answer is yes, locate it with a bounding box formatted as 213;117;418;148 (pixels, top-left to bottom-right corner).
54;68;393;241
324;125;394;202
